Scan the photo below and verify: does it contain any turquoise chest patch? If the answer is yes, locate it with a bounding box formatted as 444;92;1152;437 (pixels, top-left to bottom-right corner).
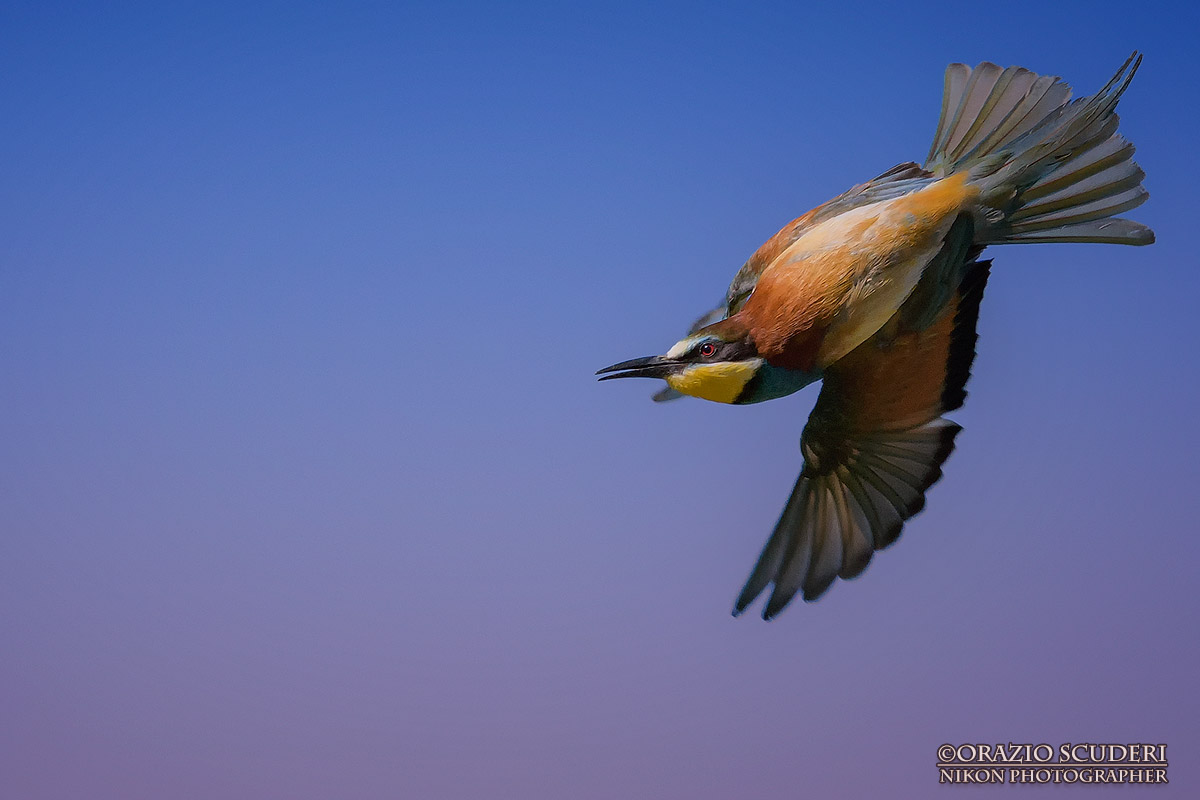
735;364;819;404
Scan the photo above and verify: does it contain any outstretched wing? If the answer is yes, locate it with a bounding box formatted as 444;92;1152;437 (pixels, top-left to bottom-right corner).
733;246;990;619
657;162;935;403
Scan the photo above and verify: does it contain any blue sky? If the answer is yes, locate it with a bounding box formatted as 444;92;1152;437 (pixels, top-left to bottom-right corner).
2;2;1198;797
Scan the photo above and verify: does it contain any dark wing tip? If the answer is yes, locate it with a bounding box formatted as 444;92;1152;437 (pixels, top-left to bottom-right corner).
762;591;794;620
733;583;763;617
838;546;874;581
801;575;838;604
941;260;991;413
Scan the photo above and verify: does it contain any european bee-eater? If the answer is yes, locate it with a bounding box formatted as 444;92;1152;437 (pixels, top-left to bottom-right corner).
598;54;1153;619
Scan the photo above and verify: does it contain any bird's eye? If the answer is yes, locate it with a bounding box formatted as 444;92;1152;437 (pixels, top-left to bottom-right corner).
698;342;717;358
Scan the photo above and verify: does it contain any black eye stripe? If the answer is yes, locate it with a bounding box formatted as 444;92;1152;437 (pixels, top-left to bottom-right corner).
693;338;758;361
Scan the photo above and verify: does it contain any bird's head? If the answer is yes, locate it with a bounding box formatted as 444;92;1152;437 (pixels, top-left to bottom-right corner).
596;319;815;404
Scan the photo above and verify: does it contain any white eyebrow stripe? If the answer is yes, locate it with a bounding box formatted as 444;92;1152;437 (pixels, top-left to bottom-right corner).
666;339;695;359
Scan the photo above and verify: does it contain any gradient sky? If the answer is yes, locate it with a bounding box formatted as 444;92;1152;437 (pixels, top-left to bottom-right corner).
3;2;1198;798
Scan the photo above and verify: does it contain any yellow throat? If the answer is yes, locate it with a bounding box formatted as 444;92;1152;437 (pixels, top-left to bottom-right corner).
665;360;762;404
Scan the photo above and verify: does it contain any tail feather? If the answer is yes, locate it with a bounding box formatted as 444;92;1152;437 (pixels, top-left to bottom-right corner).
932;62;1007;165
983;53;1140;193
1000;217;1154;245
927;67;1072;174
925;52;1154;247
1020;133;1133;201
961;75;1073;166
1011;160;1145;223
926;62;970;165
1005;187;1149;232
940;65;1043;167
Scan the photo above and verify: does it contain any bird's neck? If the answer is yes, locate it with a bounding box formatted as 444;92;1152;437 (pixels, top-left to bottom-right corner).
735;362;819;404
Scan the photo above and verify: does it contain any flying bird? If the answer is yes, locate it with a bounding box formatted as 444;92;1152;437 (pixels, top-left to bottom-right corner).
597;54;1154;619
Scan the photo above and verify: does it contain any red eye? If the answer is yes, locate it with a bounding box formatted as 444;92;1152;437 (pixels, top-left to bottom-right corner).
699;342;716;357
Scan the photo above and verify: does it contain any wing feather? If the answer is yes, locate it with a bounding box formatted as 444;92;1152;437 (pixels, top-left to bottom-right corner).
734;251;991;619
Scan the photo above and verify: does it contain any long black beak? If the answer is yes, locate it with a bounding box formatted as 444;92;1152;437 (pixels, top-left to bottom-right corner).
595;355;680;381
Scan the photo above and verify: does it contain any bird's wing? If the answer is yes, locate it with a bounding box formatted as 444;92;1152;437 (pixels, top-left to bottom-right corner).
733;249;990;619
724;162;934;316
656;163;935;403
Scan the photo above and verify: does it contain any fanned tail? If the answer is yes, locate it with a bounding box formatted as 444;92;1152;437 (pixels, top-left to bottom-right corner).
925;53;1153;247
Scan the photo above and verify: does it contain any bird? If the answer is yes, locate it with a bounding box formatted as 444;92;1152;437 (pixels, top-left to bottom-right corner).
597;54;1154;619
